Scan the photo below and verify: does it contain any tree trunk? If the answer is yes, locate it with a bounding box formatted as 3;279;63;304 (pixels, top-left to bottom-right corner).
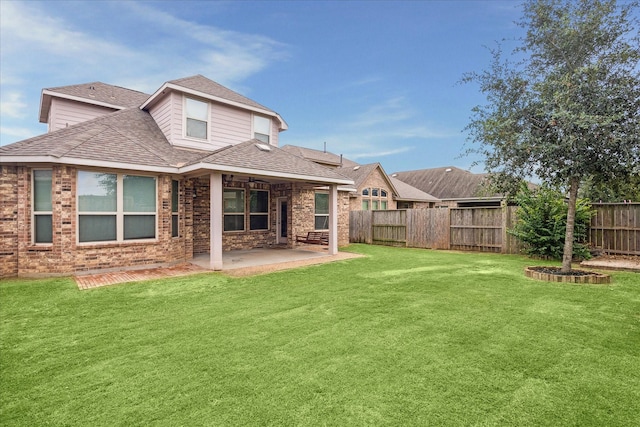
561;177;579;272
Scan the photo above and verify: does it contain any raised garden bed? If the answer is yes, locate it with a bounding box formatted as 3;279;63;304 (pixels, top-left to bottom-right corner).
525;266;611;284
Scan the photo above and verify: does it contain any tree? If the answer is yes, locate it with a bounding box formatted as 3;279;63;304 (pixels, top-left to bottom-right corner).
464;0;640;272
509;183;593;260
579;174;640;202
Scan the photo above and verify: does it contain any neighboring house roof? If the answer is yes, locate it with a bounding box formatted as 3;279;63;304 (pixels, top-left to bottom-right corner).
392;166;498;200
39;82;151;123
141;75;288;131
1;109;352;185
281;145;359;168
389;176;440;202
337;163;382;189
337;162;439;202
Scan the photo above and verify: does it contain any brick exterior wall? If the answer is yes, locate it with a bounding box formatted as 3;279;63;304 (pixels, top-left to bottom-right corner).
1;167;351;277
2;166;188;277
190;179;350;252
349;168;397;211
0;166;18;277
291;183;350;247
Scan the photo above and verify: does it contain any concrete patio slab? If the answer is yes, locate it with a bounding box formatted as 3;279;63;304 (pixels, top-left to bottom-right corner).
75;248;363;289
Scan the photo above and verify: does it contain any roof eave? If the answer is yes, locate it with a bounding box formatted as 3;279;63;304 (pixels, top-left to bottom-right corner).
0;155;178;174
180;162;354;185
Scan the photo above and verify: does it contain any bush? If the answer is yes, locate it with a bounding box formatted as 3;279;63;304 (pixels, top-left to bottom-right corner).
509;184;593;260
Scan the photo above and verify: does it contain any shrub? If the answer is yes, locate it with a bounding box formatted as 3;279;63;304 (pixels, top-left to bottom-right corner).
509;184;593;260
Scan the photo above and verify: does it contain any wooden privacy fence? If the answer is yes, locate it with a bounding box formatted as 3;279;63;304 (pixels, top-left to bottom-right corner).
350;204;639;256
350;207;520;254
589;203;640;255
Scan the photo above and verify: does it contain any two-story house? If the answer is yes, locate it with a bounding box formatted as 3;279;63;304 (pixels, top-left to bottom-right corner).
0;75;354;277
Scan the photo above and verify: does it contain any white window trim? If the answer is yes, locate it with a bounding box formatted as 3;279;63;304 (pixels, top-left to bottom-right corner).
184;96;209;141
32;168;53;245
252;114;271;143
77;172;158;245
314;191;329;231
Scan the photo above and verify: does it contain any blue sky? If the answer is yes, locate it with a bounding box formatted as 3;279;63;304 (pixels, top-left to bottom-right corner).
0;0;524;174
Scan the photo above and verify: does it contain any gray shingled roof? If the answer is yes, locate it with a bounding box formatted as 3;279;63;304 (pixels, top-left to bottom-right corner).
39;82;151;123
389;176;439;202
44;81;151;108
192;140;352;182
1;110;352;184
281;145;359;168
2;108;202;168
168;75;274;113
392;166;497;199
336;163;381;188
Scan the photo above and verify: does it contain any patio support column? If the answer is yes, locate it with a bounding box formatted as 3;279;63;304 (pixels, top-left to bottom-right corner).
210;172;223;270
328;183;338;255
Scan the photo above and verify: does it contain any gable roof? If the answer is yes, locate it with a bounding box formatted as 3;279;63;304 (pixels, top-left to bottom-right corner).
39;82;150;123
141;75;288;130
1;110;352;185
389;176;440;202
2;108;202;171
337;162;439;202
392;166;497;200
280;145;359;168
337;163;383;189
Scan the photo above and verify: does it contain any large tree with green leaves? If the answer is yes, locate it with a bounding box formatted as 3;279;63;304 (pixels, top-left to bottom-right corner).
464;0;640;272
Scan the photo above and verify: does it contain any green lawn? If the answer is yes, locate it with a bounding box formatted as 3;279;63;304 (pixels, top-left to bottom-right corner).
1;245;639;426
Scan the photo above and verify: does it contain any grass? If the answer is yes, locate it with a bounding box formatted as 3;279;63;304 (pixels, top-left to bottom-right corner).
1;244;639;426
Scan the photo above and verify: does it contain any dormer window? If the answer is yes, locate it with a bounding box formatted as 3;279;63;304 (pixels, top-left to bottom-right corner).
185;98;208;140
253;115;271;143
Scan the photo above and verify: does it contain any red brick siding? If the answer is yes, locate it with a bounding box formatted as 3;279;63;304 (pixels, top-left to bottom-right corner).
0;166;18;277
9;166;188;276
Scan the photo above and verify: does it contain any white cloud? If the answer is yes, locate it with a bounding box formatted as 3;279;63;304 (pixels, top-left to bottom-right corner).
0;92;28;119
0;125;39;140
0;1;289;145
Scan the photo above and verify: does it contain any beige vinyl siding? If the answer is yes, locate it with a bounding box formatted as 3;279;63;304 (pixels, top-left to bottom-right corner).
48;98;116;132
148;93;174;141
270;117;279;146
210;103;252;148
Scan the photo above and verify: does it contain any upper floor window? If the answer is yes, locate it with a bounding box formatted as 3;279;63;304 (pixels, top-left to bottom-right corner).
253;115;271;143
185;98;208;140
362;188;369;196
33;170;53;244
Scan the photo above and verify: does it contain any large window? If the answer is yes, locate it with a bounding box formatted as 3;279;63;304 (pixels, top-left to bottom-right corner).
361;187;389;210
185;97;208;139
78;171;156;243
249;190;269;230
314;192;329;230
172;180;179;238
253;115;271;143
33;170;52;244
223;189;245;231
